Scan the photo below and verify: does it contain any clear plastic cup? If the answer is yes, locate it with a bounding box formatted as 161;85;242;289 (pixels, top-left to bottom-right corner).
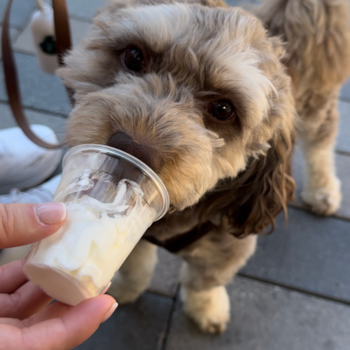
23;144;169;306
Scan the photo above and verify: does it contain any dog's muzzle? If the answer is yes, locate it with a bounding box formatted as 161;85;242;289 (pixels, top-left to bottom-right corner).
107;131;163;173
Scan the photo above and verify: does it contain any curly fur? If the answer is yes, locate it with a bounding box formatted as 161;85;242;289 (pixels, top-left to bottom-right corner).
255;0;350;215
54;0;350;333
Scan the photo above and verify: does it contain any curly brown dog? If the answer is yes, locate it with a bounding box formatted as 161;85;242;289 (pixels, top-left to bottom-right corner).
1;0;348;334
55;0;350;333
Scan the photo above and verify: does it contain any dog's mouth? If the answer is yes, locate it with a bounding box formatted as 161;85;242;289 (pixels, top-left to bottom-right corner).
106;131;163;174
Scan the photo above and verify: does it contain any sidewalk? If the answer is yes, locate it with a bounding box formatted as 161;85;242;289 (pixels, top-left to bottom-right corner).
0;1;350;349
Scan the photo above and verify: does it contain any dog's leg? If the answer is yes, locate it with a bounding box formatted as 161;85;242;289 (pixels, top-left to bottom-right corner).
180;232;257;334
254;0;350;215
108;239;157;304
298;91;341;216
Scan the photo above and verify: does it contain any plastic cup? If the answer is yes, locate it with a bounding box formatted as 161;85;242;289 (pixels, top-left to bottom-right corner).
23;144;169;306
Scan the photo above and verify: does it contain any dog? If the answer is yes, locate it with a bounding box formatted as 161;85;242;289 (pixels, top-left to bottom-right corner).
56;0;350;334
1;0;349;334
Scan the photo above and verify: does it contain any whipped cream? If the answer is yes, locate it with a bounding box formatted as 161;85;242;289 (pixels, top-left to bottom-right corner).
24;178;154;304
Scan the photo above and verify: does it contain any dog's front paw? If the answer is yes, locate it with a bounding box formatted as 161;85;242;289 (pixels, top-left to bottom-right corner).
181;286;230;334
107;272;144;304
302;178;341;216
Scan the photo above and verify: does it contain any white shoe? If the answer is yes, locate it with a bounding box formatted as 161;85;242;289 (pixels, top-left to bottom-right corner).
0;125;62;194
0;174;61;204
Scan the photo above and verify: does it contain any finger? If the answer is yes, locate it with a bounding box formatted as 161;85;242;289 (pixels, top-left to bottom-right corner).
0;260;27;294
1;297;104;329
0;317;23;327
13;295;117;350
0;324;24;350
0;203;66;248
23;301;72;327
0;281;52;319
0;302;69;329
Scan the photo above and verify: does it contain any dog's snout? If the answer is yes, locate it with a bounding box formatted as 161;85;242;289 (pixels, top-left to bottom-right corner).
107;132;163;173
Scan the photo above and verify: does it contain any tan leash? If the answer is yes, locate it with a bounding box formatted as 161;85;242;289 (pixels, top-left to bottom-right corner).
1;0;72;149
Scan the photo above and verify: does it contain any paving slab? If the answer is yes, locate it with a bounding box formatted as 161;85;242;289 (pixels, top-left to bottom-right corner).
13;18;92;55
226;0;245;6
0;52;71;116
337;101;350;153
0;0;36;29
226;0;257;7
165;277;350;350
0;24;19;58
0;102;67;141
241;206;350;302
75;292;173;350
149;247;182;298
291;144;350;219
66;0;108;22
340;79;350;102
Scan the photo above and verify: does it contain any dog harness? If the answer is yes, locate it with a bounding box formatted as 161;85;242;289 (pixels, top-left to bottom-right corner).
144;221;216;253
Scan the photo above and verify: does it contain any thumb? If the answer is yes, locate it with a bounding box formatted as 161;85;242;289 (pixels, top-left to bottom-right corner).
0;202;67;249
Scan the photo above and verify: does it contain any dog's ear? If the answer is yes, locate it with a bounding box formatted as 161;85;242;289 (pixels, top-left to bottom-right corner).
208;30;295;237
202;129;296;237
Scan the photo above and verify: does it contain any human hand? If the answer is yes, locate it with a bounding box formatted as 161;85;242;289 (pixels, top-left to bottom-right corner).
0;203;117;350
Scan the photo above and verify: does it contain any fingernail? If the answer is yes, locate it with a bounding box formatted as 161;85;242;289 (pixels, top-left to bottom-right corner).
102;302;118;323
34;202;66;225
101;282;111;295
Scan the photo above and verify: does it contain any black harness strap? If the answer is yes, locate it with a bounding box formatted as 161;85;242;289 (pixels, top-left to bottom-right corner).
143;221;216;253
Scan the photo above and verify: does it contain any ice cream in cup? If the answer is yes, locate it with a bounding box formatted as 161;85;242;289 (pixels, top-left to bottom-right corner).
23;144;169;306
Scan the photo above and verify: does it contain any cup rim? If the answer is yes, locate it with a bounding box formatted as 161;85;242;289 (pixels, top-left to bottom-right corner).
63;144;170;221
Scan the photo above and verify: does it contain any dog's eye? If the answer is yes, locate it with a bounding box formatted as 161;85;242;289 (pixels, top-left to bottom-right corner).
124;47;145;72
208;100;235;121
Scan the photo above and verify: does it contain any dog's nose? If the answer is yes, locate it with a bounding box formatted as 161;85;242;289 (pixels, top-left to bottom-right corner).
106;131;163;173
